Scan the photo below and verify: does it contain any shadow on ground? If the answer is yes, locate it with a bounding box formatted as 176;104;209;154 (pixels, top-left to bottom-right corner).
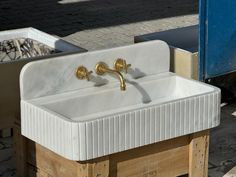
209;100;236;177
0;0;198;37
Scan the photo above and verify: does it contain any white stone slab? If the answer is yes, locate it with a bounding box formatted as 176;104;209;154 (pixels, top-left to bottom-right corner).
0;28;85;54
0;28;86;123
20;40;170;100
224;166;236;177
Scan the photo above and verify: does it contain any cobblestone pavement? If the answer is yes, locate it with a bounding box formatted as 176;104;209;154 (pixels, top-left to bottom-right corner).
0;0;198;51
64;15;198;50
1;0;234;177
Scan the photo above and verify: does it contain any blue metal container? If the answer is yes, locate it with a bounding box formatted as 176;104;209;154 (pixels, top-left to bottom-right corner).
199;0;236;80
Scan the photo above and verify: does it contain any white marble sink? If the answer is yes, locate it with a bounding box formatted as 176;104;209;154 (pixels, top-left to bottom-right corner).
20;41;221;161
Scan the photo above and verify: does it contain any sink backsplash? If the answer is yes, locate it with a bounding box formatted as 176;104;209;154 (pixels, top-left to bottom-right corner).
20;40;170;100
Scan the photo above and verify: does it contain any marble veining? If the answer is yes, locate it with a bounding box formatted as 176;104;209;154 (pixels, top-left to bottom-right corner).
0;28;84;57
20;41;169;100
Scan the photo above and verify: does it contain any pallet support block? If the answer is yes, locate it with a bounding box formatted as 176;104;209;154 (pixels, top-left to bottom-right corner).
189;131;209;177
14;123;27;177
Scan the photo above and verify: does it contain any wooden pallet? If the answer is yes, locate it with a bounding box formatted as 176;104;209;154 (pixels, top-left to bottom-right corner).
14;121;209;177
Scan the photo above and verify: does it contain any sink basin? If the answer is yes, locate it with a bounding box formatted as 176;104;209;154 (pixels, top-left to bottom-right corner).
35;74;216;121
20;40;221;161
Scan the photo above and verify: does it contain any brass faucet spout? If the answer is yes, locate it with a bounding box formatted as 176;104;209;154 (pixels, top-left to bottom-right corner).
95;62;126;91
113;70;126;91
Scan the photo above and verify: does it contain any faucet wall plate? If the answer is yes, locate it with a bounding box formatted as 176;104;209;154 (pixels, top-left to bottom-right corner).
20;40;170;100
114;58;131;73
76;66;93;81
95;62;108;75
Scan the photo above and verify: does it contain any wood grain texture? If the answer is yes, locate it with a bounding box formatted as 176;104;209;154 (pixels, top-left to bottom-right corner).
171;48;199;80
25;133;196;177
110;135;189;177
23;130;210;177
28;165;53;177
192;52;199;80
189;130;209;177
27;141;80;177
13;125;27;177
27;140;109;177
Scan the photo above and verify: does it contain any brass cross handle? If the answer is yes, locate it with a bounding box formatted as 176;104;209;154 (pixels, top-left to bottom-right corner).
76;66;93;81
114;58;131;73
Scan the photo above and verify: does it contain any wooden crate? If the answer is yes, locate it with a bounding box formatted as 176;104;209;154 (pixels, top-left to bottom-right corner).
14;121;27;177
134;25;199;80
14;124;209;177
0;28;87;138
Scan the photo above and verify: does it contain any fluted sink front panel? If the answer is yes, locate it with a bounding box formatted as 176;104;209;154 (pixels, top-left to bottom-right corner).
21;89;220;161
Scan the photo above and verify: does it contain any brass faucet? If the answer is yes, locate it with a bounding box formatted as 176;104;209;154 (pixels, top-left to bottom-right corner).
114;58;131;73
76;66;93;81
95;62;126;91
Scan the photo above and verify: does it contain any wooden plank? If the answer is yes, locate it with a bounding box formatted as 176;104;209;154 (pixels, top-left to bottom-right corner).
192;52;199;80
77;158;109;177
172;48;194;79
26;135;189;177
28;165;52;177
27;141;80;177
110;135;189;177
189;130;209;177
13;125;27;177
27;140;110;177
116;146;188;177
26;131;210;177
169;47;199;80
91;158;109;177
